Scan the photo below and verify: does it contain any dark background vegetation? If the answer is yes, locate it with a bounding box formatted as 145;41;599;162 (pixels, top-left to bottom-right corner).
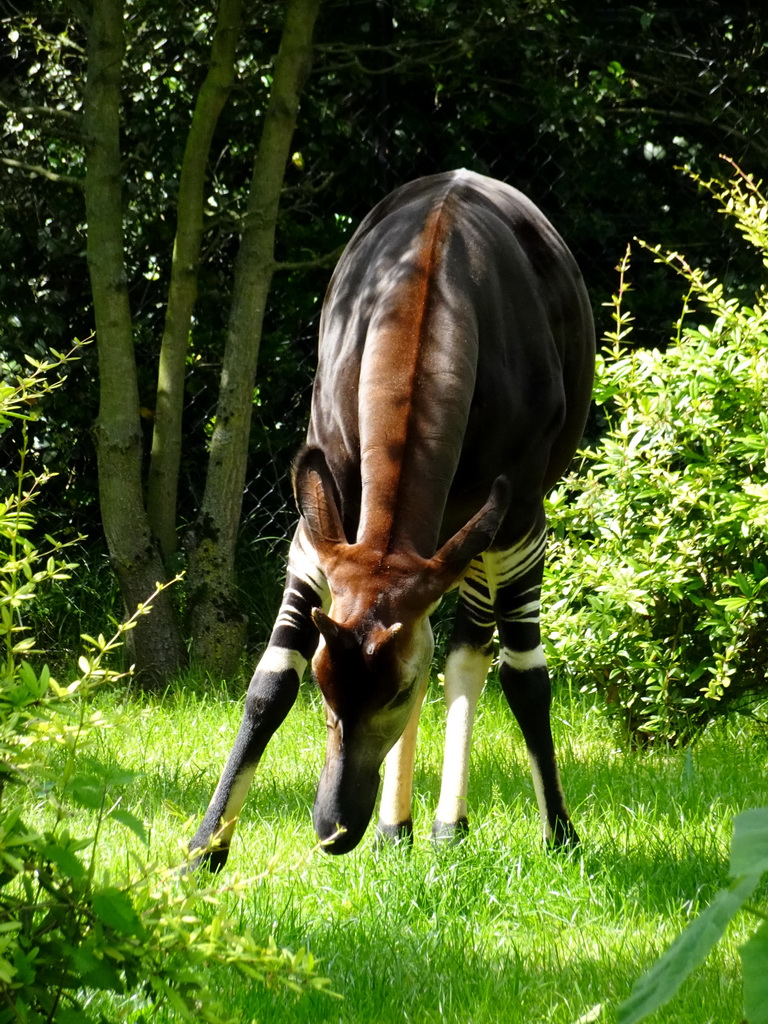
1;0;766;656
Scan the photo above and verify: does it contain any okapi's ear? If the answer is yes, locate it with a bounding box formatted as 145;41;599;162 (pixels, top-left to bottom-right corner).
312;607;357;653
293;447;347;550
431;474;511;579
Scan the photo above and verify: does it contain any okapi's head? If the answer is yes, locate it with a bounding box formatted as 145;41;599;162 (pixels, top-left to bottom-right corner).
293;448;510;853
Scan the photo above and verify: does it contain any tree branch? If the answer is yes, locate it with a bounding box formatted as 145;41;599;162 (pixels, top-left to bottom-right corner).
147;0;243;561
609;106;768;161
273;243;345;272
0;155;82;186
0;96;81;124
316;38;467;77
189;0;322;672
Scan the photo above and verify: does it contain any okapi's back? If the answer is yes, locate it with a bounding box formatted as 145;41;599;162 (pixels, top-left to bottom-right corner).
308;169;594;556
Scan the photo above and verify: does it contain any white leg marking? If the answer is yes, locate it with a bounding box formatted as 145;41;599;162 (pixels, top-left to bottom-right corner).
217;765;258;843
288;524;330;606
528;752;550;840
483;527;547;591
499;645;547;672
378;678;428;827
434;647;493;824
527;750;566;842
255;645;308;678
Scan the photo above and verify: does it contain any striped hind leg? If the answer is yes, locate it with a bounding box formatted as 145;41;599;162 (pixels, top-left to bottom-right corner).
432;558;496;841
188;523;327;870
485;525;579;846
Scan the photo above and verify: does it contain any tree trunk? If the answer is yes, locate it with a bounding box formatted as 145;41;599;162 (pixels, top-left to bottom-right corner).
188;0;322;675
84;0;186;683
146;0;243;565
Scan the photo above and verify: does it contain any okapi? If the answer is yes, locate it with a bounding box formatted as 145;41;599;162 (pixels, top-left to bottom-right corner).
190;169;595;866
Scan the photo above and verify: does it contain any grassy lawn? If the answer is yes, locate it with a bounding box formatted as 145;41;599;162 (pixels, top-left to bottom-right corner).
41;673;767;1023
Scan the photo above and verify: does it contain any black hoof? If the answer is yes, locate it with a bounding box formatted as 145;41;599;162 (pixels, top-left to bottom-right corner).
185;840;230;874
430;817;469;844
375;820;414;847
549;818;581;852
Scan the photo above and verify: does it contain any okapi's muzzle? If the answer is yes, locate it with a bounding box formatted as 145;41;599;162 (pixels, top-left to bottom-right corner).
313;747;380;854
309;610;417;853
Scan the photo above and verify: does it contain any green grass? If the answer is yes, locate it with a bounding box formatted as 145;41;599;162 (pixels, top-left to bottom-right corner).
35;675;768;1023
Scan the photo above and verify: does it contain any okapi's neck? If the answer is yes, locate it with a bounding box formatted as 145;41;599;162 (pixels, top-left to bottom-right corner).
356;198;475;559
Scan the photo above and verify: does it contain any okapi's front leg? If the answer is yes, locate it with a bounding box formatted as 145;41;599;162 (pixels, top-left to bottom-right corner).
376;669;429;845
189;526;327;870
486;528;579;847
432;559;495;840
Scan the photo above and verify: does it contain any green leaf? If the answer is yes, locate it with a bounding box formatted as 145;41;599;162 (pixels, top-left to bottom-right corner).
91;887;145;938
101;766;141;787
55;1008;95;1024
11;943;37;986
109;808;148;845
617;874;759;1024
730;807;768;879
70;775;106;810
42;843;87;883
80;757;141;789
69;945;124;992
741;918;768;1024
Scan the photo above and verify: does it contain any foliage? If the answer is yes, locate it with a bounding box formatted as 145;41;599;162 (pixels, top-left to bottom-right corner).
617;805;768;1024
0;356;333;1022
545;161;768;744
1;344;86;669
2;2;765;575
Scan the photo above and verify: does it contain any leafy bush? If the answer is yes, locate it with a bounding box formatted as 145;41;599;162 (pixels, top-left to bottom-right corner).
0;352;333;1023
618;805;768;1024
545;161;768;744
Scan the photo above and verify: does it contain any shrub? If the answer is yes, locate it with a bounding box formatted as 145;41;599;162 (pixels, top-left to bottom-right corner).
0;351;333;1023
545;161;768;744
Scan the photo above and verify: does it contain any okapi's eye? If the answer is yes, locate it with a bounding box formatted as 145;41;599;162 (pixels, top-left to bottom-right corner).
390;681;415;709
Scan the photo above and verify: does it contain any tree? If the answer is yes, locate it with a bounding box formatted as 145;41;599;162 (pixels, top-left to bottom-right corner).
83;0;187;680
1;0;321;681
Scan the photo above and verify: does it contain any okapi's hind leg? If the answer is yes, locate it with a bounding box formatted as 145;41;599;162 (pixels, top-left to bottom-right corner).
486;527;580;847
188;526;326;870
432;559;496;841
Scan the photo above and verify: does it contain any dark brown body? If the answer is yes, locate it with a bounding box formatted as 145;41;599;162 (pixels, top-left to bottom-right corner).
190;170;594;865
308;170;593;554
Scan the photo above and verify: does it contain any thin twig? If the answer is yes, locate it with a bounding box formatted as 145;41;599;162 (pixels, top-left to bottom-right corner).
273;243;346;272
0;155;82;186
0;97;80;124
